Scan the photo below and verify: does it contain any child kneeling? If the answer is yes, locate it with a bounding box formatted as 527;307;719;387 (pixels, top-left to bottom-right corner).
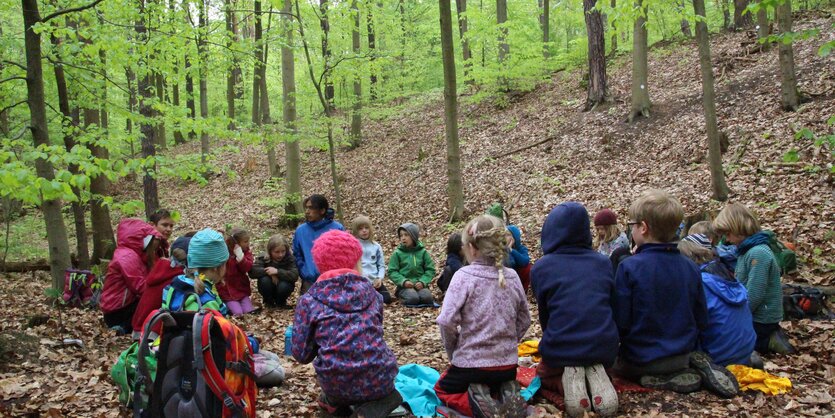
292;230;402;416
435;215;531;418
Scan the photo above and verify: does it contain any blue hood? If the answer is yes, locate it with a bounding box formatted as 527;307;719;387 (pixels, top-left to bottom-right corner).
701;272;748;307
541;202;593;254
308;216;337;231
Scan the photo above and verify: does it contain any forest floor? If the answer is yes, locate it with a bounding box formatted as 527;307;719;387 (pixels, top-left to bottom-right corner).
2;10;835;417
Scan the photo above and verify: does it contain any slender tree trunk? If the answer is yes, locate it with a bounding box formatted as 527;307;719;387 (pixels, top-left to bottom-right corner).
0;25;7;136
349;0;362;149
321;0;334;110
496;0;508;63
261;7;276;177
225;0;237;129
172;70;185;143
693;0;728;201
367;0;378;100
776;0;799;111
137;0;159;218
455;0;473;83
733;0;753;29
22;0;72;289
628;0;651;122
584;0;608;110
198;0;210;165
610;0;618;55
721;0;731;30
282;0;301;223
756;7;769;50
184;0;195;140
398;0;407;94
540;0;550;58
677;0;692;37
92;27;115;262
439;0;464;222
252;0;262;125
155;72;166;149
126;67;136;136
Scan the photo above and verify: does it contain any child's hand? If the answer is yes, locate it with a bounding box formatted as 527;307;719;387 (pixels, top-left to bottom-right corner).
233;245;244;262
372;279;382;289
265;267;278;276
415;282;425;291
403;281;414;289
506;231;515;249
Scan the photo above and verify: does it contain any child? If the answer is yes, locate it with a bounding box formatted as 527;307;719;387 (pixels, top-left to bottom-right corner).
293;194;345;295
713;203;794;355
131;234;193;339
218;228;255;316
435;215;530;418
487;203;532;292
678;234;756;366
388;223;436;306
292;230;401;416
100;218;161;335
594;208;630;258
250;234;298;309
531;202;619;417
351;215;392;304
437;233;465;293
148;208;175;258
613;190;736;398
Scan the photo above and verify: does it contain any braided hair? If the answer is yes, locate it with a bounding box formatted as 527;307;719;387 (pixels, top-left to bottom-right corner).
462;215;509;287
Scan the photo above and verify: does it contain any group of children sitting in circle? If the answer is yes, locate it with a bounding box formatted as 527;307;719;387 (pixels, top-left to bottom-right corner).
100;189;792;417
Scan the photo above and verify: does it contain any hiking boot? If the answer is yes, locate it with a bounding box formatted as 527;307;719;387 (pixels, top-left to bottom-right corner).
351;390;403;418
496;380;527;418
318;393;352;417
584;364;618;416
689;352;739;398
562;366;591;417
768;329;796;355
467;383;499;418
749;351;764;370
639;369;702;393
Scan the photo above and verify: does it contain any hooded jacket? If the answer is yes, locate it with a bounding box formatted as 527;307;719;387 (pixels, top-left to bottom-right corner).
358;239;386;281
131;258;183;332
614;242;708;365
736;232;783;324
388;241;435;287
531;202;619;368
100;219;161;314
292;269;398;402
505;225;530;269
698;261;756;366
218;247;254;301
292;215;345;282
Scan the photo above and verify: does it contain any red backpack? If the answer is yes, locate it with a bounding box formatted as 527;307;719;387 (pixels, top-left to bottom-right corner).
62;269;96;307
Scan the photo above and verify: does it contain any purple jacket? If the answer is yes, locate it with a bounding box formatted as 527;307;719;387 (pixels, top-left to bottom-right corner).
437;261;531;368
292;268;398;402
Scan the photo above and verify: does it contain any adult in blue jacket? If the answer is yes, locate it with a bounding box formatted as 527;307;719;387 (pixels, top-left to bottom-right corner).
293;194;344;294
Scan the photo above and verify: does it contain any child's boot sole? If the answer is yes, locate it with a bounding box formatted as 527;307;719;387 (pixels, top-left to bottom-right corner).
562;366;591;417
585;364;618;416
689;352;739;398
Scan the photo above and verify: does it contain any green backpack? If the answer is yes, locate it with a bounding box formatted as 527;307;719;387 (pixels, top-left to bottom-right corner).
111;341;158;408
762;230;798;275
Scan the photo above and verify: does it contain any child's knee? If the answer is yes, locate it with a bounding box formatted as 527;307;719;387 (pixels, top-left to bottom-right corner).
399;289;419;305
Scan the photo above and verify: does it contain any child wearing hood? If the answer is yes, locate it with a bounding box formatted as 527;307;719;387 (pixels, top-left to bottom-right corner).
487;203;531;292
293;194;345;295
388;223;436;306
531;202;619;417
437;233;465;293
351;215;392;304
292;230;401;416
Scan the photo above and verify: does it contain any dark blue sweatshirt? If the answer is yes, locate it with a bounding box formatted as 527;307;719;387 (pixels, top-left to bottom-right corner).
613;243;708;365
531;202;619;368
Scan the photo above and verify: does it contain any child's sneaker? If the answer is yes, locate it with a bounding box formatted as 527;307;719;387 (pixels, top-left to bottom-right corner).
639;369;701;393
768;329;796;355
352;390;403;417
562;366;591;417
496;380;527;418
689;351;739;398
467;383;499;418
584;364;618;416
749;351;764;370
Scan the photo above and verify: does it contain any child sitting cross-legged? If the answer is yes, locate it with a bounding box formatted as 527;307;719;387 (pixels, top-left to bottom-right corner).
531;202;619;417
437;232;465;294
613;190;738;398
435;215;531;418
292;230;402;417
388;223;436;306
351;215;392;304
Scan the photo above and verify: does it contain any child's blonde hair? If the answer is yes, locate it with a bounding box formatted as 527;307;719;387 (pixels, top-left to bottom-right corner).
462;215;509;287
350;215;373;239
713;203;760;238
628;189;684;243
688;221;717;244
267;234;291;257
678;240;715;264
597;224;621;245
192;268;223;294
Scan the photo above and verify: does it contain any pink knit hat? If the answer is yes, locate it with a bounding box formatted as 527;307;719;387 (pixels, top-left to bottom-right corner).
312;230;363;273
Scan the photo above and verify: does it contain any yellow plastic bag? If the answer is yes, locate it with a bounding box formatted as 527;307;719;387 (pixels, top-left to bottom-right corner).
726;365;792;395
518;340;541;363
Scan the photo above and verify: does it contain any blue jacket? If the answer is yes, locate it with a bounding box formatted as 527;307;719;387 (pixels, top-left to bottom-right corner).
505;225;530;269
698;261;756;366
292;217;345;283
531;202;619;368
614;243;708;365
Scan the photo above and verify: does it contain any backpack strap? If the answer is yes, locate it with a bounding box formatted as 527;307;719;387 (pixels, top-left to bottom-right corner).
135;310;177;401
192;310;250;416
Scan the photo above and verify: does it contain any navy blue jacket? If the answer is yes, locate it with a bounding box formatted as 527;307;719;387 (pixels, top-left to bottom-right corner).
614;243;708;365
531;202;619;368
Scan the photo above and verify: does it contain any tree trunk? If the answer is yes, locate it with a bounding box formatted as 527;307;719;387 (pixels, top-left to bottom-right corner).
721;0;731;30
610;0;617;55
367;0;378;100
172;70;185;143
439;0;465;222
0;25;7;136
137;0;160;219
496;0;508;64
92;28;115;263
22;0;72;289
677;0;692;37
321;0;334;110
225;0;237;129
398;0;407;93
756;7;769;50
349;0;362;149
125;67;136;137
183;0;195;140
198;0;210;165
282;0;302;223
776;0;799;111
261;8;276;176
584;0;608;110
252;0;262;125
733;0;753;29
693;0;729;201
540;0;550;58
455;0;473;83
155;72;166;149
628;0;650;122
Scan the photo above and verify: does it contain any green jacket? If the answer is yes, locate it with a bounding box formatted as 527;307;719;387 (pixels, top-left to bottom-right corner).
388;242;436;287
736;244;783;324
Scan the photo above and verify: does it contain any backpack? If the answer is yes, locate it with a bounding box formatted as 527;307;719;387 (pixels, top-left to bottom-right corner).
135;309;257;418
110;339;158;409
761;230;798;275
782;285;832;320
62;269;96;307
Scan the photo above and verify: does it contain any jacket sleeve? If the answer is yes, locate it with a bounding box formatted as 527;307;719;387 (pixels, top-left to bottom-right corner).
693;276;708;331
508;245;530;268
292;234;306;277
437;278;465;361
291;298;319;364
387;251;407;286
375;245;386;280
122;255;147;297
249;255;268;279
612;263;632;337
419;250;436;285
277;262;299;283
237;249;254;274
743;248;773;314
531;267;550;331
515;285;531;342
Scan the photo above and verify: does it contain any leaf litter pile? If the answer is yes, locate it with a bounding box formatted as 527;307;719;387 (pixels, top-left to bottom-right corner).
2;12;834;417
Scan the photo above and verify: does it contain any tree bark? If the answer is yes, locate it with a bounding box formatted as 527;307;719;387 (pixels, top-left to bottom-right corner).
628;0;651;122
540;0;550;58
367;0;378;100
261;7;276;177
584;0;608;110
455;0;473;83
91;27;115;263
776;0;799;111
198;0;210;165
282;0;301;223
349;0;362;149
224;0;238;129
756;7;769;50
136;0;159;219
22;0;72;289
252;0;263;125
721;0;731;30
677;0;692;37
125;67;136;137
496;0;508;64
439;0;465;222
183;0;195;140
155;72;166;149
321;0;334;110
693;0;728;201
0;25;7;136
610;0;617;55
733;0;753;29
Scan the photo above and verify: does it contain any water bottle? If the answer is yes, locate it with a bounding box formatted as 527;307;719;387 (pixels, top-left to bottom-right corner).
284;325;293;356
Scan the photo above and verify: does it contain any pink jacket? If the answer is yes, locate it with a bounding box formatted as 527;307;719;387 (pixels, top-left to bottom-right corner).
100;219;160;314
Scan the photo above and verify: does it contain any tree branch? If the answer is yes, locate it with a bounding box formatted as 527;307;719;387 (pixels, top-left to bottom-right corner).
46;58;129;94
0;100;27;115
0;76;26;84
41;0;107;23
2;60;27;71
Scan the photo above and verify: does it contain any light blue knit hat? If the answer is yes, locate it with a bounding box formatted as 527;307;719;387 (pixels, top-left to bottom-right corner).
187;228;229;268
